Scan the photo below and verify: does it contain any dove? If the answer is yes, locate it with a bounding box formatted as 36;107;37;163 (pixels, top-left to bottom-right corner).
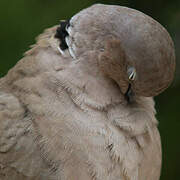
0;4;175;180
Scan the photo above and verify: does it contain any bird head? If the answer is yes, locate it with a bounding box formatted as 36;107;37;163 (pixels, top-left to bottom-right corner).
55;4;175;99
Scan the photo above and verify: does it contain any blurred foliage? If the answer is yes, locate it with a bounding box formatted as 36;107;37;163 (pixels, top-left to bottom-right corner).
0;0;179;179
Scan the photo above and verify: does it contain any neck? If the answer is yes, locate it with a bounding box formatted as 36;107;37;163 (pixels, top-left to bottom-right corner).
56;53;126;111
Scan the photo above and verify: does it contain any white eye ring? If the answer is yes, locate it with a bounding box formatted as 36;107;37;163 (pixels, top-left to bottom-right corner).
128;67;136;81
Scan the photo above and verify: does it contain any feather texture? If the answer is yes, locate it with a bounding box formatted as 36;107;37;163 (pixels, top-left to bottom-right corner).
0;4;175;180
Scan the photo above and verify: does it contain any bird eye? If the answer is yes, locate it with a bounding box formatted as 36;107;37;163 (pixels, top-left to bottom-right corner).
127;67;136;81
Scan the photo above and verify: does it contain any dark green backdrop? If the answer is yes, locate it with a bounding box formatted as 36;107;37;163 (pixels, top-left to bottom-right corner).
0;0;179;179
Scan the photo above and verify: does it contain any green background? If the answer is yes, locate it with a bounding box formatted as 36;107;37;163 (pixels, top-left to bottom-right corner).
0;0;179;179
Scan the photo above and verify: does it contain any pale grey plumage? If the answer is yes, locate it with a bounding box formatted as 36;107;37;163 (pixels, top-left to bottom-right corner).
0;4;175;180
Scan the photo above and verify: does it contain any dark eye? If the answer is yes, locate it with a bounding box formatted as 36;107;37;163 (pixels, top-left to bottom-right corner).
127;67;136;81
55;20;70;50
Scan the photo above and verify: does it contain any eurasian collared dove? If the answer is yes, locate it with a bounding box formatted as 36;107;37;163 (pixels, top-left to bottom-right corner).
0;4;175;180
